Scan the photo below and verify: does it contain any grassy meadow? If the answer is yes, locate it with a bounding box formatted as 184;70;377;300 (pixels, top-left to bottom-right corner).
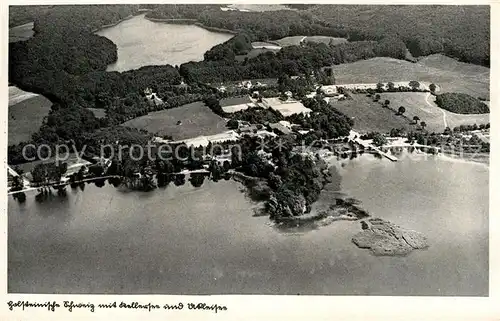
330;94;413;134
8;95;52;145
379;92;489;133
121;101;227;140
331;54;489;99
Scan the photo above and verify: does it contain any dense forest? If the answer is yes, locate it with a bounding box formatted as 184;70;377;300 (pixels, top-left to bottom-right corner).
147;4;489;66
9;5;53;27
308;5;490;66
9;5;139;99
146;4;347;41
435;93;490;114
181;38;407;84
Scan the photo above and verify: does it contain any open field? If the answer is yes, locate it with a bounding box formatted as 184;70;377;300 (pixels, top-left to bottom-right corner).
379;92;444;133
331;54;489;99
9;22;34;43
330;94;412;134
305;36;347;45
226;4;292;12
274;35;348;47
9;96;52;145
251;42;282;50
379;92;490;133
121;101;227;140
274;36;305;47
9;86;39;106
445;111;490;130
87;108;106;119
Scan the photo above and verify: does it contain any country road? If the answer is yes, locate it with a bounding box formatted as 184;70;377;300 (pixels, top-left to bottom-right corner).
426;92;447;129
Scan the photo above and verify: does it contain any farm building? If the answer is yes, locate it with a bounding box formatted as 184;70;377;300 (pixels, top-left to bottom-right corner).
320;85;338;96
268;122;292;135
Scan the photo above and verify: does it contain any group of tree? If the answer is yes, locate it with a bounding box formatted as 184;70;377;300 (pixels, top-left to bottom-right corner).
435;93;490;114
291;97;354;141
180;38;410;84
308;5;489;66
230;107;284;125
148;4;489;66
30;162;68;186
452;123;490;133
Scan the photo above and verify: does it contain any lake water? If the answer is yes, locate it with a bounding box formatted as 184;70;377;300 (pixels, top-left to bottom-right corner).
8;154;489;295
95;14;234;72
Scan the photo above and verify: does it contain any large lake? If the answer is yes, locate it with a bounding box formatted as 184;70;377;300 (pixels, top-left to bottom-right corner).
96;14;234;72
8;154;488;295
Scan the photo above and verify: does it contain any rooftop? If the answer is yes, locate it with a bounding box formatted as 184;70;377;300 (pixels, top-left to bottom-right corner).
261;98;312;117
220;96;253;107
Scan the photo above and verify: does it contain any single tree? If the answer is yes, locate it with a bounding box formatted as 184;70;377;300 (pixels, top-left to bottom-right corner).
420;121;427;129
387;82;395;91
397;106;405;115
384;99;391;106
409;80;420;91
374;94;381;102
376;82;384;92
227;119;239;130
372;133;388;147
413;115;420;124
429;83;437;92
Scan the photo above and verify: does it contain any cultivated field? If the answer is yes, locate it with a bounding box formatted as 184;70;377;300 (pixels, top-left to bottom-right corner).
379;92;490;133
274;35;348;47
9;95;52;145
330;94;413;133
121;101;227;140
331;54;490;99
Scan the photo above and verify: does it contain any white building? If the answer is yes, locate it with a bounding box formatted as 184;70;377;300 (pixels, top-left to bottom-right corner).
260;97;312;117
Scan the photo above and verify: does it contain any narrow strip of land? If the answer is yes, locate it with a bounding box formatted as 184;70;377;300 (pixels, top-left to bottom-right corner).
426;92;447;129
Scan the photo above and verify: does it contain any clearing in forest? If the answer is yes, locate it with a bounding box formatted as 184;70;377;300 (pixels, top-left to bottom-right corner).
331;54;489;99
122;101;227;140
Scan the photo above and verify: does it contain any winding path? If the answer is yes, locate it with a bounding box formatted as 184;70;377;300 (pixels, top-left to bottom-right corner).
425;92;447;129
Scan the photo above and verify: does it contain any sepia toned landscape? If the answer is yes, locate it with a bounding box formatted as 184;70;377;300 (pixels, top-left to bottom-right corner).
7;4;489;296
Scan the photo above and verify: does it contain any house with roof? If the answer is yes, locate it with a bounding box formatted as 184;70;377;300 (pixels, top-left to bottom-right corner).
268;122;293;135
259;97;312;117
220;96;257;113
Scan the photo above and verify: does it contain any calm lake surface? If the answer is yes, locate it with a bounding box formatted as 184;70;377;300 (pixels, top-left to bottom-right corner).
8;154;488;295
95;14;234;72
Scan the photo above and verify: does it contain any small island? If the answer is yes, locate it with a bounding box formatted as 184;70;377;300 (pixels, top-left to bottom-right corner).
352;218;429;256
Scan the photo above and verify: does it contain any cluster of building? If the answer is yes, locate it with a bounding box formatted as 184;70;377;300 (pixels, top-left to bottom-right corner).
217;80;269;93
220;95;312;117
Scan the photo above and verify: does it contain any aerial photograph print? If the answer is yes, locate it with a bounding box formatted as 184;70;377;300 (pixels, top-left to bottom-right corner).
7;3;490;297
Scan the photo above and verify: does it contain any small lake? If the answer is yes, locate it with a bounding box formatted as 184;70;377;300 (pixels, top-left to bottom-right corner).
8;153;488;295
95;14;234;72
